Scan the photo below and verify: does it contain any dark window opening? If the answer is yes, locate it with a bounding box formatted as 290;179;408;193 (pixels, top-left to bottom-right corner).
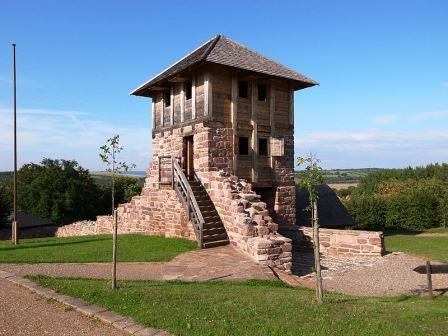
238;80;248;98
238;136;249;155
164;90;171;107
258;84;268;102
258;138;269;156
185;81;192;100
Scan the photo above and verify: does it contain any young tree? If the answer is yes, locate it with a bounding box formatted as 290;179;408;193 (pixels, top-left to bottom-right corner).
99;135;136;214
297;153;325;304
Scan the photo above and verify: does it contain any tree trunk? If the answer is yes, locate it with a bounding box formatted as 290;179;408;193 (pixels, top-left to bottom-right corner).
312;200;324;304
111;144;115;215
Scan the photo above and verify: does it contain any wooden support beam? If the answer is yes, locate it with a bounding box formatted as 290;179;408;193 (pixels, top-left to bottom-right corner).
180;82;185;123
151;99;155;131
204;70;212;118
251;80;258;183
231;74;238;174
269;84;276;170
161;94;165;127
170;86;174;126
192;75;196;120
289;88;294;126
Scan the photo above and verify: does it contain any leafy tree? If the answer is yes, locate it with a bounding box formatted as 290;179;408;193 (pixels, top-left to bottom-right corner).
17;158;105;224
100;176;143;206
99;135;136;214
297;154;325;304
0;180;12;226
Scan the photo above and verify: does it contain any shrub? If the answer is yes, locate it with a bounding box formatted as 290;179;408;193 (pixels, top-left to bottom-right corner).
345;195;386;230
347;175;448;231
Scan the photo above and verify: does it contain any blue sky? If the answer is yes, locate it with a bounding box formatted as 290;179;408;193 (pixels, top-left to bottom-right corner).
0;0;447;171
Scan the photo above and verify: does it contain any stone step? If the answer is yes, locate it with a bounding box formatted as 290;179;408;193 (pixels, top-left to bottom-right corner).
202;239;229;248
202;221;223;229
202;227;226;236
200;209;219;217
203;215;221;223
197;205;214;212
203;232;228;243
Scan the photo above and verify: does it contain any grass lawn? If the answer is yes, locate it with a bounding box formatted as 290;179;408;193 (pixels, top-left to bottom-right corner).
30;276;448;336
0;235;197;263
385;235;448;263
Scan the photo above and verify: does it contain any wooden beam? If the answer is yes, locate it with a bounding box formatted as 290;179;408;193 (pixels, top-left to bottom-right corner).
151;99;155;131
180;82;185;123
251;80;258;183
289;88;294;126
231;74;238;174
204;71;209;117
269;84;275;170
161;93;164;127
192;75;196;120
170;86;174;126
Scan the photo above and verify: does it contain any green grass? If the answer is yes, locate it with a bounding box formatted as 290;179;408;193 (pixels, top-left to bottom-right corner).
29;276;448;336
0;235;197;263
385;234;448;263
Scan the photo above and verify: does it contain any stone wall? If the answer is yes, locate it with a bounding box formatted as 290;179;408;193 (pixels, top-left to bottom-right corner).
297;226;384;257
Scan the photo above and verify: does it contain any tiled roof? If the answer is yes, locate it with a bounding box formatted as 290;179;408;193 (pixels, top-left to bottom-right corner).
131;35;318;97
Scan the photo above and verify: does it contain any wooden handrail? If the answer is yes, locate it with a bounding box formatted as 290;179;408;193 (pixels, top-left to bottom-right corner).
172;157;204;247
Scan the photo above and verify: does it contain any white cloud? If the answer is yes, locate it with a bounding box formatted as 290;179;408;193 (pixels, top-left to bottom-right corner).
296;129;448;168
0;107;151;171
373;110;448;124
443;82;448;91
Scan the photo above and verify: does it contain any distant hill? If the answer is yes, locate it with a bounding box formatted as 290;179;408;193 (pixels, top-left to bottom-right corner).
90;171;146;186
295;168;384;184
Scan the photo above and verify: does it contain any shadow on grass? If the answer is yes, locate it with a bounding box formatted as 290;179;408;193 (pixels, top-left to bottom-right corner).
0;236;111;252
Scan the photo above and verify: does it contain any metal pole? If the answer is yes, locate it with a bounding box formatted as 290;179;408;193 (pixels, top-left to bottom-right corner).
112;209;118;289
426;261;433;298
12;43;18;245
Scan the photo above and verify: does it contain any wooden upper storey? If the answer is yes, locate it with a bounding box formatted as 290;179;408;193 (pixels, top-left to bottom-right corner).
149;64;295;135
130;35;317;135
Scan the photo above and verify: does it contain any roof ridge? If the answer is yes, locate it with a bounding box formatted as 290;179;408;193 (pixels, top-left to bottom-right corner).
213;36;318;85
200;34;221;59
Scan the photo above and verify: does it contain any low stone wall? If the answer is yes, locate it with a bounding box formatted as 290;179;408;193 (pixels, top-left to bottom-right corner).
297;226;384;257
55;217;113;237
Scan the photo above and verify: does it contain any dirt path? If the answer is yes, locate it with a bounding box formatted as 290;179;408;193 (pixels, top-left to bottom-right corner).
0;246;276;282
0;277;127;336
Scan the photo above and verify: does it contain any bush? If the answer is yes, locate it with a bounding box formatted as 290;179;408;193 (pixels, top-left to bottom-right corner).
346;175;448;231
345;195;386;230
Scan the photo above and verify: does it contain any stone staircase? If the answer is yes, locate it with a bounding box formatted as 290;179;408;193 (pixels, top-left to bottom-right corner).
189;180;229;248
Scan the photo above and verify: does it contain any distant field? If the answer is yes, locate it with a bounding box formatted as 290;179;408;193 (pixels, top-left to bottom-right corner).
296;168;382;185
88;171;146;186
327;183;358;190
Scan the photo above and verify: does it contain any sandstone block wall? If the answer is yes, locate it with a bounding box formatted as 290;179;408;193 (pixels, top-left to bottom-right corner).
298;226;384;257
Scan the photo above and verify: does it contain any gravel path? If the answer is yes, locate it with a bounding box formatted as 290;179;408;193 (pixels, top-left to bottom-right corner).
284;252;448;296
0;277;127;336
0;246;276;282
323;252;448;296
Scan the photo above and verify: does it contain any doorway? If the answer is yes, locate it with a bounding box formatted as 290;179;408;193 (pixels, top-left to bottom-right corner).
184;135;194;180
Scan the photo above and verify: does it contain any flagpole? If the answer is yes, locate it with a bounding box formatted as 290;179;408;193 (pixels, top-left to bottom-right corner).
12;43;18;245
